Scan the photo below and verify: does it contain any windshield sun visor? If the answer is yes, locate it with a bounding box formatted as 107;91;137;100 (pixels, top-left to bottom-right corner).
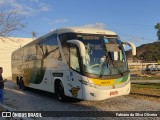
105;44;120;52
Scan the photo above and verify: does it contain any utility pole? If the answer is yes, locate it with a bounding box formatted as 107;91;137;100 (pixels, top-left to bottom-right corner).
32;31;37;40
141;57;144;74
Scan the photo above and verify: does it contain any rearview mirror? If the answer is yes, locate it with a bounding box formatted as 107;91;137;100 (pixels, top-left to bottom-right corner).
122;41;136;56
67;40;86;57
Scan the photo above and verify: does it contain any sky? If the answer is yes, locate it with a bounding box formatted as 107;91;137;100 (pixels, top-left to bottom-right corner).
0;0;160;47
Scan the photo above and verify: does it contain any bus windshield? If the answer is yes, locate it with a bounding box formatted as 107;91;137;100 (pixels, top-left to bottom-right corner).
59;33;128;77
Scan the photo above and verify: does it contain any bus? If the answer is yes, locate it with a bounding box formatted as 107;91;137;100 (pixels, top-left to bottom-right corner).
11;27;136;101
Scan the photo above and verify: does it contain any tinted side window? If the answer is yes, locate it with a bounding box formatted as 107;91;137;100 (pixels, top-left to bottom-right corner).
25;45;37;61
59;33;77;45
36;34;61;60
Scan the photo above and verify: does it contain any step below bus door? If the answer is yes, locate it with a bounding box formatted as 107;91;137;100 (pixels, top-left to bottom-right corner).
68;70;83;99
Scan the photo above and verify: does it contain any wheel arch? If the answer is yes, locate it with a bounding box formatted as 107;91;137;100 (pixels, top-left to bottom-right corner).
54;79;62;93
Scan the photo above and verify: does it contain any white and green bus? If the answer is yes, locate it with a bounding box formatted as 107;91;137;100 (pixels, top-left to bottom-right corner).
11;27;136;101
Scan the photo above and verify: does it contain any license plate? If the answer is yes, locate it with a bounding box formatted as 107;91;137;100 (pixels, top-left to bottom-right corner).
110;91;118;96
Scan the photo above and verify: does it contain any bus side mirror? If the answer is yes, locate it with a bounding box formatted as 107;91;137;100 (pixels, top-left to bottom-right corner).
67;40;86;57
122;41;136;56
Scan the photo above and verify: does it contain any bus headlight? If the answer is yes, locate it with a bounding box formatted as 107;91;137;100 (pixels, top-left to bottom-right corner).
79;79;96;88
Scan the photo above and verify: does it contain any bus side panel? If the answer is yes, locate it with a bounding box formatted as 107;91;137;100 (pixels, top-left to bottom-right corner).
11;60;40;87
29;59;63;92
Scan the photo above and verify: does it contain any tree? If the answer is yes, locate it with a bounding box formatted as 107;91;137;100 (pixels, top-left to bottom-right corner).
155;23;160;41
0;10;25;41
32;31;37;40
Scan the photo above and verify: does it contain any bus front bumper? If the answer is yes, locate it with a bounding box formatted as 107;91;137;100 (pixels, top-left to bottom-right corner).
82;81;130;101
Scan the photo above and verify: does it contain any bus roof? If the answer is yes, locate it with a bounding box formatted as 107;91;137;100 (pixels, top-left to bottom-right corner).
55;27;117;35
12;27;117;53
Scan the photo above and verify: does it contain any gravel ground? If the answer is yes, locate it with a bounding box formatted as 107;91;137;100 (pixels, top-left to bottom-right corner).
1;81;159;120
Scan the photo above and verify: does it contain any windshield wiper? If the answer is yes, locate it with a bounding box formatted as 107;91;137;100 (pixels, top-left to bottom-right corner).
99;56;123;78
109;59;124;76
99;56;111;78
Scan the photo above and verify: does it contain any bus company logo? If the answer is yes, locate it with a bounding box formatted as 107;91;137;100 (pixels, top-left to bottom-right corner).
69;87;80;97
2;112;11;117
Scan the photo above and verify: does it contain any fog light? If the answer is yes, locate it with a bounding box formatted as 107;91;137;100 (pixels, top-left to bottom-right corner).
90;93;96;97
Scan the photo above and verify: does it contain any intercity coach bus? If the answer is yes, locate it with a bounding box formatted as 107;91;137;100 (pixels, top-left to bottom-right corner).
11;27;136;101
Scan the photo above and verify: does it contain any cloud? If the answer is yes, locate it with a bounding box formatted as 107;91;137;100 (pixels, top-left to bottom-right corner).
40;6;50;12
43;18;69;31
0;0;5;5
83;23;106;29
39;2;50;12
44;18;68;25
28;0;39;2
0;0;50;15
55;19;68;23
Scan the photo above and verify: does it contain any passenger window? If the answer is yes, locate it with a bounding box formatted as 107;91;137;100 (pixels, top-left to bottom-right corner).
37;34;61;60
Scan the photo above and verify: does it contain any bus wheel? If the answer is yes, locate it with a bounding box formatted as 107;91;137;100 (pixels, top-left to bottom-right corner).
19;78;26;90
55;81;66;102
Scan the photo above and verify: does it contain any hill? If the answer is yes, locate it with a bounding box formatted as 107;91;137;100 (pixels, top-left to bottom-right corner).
126;41;160;62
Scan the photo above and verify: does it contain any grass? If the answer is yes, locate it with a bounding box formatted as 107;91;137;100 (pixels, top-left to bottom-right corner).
131;83;160;89
131;83;160;96
130;75;160;80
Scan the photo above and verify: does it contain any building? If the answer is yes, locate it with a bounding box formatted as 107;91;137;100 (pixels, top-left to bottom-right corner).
0;37;33;79
127;57;158;74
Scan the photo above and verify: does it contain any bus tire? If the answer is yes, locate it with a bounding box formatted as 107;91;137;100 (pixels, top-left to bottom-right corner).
55;81;66;102
19;77;26;90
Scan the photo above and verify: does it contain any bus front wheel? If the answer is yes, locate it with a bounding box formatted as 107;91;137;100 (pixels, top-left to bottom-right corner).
55;81;66;102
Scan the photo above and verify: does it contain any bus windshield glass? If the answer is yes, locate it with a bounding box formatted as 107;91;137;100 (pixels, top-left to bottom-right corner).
59;33;128;76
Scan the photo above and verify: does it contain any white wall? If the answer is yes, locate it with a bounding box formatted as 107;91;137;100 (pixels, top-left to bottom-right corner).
0;37;33;79
128;62;157;72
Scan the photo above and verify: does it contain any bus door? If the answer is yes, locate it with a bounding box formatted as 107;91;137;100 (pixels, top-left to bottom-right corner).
68;44;83;98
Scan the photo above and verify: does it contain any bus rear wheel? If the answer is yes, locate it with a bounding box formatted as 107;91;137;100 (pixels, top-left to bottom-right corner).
55;81;66;102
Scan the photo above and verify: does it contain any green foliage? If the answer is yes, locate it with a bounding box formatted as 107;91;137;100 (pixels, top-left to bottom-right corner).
155;23;160;30
132;83;160;89
126;42;160;62
140;43;160;62
157;31;160;41
155;23;160;41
